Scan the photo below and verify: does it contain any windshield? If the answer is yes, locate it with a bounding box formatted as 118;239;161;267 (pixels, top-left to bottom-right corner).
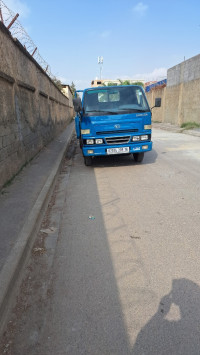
83;86;149;116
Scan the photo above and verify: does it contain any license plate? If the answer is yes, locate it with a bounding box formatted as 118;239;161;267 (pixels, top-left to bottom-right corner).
107;147;130;155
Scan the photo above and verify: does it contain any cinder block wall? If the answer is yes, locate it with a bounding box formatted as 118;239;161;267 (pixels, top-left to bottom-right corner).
146;87;166;123
146;53;200;126
0;22;73;189
165;54;200;125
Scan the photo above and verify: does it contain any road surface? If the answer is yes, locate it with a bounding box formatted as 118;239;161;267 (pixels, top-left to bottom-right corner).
1;128;200;355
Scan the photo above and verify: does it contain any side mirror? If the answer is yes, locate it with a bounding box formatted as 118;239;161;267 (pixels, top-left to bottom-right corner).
73;97;82;113
155;98;161;107
151;97;161;109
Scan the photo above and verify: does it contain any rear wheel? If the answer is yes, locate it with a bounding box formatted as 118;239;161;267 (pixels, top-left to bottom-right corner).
84;156;92;166
133;152;144;163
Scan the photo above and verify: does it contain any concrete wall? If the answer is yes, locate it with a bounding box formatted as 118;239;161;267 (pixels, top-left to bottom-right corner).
165;78;200;125
146;54;200;126
167;54;200;87
146;87;166;123
0;22;73;189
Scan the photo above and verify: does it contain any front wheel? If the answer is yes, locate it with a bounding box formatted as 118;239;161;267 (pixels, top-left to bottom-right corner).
84;156;92;166
133;152;144;163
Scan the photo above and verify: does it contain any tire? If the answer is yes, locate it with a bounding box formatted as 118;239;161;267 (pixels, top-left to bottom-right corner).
84;156;92;166
133;152;144;163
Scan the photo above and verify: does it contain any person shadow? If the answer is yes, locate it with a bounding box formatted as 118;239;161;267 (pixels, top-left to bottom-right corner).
133;278;200;355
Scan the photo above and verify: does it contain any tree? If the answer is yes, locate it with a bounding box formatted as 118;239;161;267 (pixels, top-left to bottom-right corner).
121;80;131;85
70;81;76;97
103;82;118;86
53;78;63;91
118;79;144;87
117;79;130;85
132;81;144;88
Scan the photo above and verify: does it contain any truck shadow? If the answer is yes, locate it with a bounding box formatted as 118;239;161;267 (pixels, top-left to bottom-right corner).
92;149;158;168
132;278;200;354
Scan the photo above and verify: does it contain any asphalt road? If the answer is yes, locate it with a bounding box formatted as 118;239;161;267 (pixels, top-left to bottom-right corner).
2;128;200;355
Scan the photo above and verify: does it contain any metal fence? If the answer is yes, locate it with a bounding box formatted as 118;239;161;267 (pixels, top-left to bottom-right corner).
0;0;56;80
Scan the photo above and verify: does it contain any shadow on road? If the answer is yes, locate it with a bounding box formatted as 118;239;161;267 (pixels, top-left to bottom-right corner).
4;139;199;354
133;278;200;354
91;148;158;168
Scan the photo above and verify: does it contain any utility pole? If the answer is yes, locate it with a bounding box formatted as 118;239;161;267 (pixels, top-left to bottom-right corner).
98;56;103;79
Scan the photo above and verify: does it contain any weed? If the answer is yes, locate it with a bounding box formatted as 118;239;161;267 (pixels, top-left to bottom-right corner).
1;190;9;195
181;122;200;130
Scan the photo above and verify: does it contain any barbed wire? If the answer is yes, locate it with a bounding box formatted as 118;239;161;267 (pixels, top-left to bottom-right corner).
0;0;56;81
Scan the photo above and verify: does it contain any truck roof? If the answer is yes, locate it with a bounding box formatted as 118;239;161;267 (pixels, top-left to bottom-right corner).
77;84;142;93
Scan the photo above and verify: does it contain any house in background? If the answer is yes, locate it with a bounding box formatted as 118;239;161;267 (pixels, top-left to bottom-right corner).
61;84;73;107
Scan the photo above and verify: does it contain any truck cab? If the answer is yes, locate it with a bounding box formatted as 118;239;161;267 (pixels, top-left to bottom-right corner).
73;85;161;166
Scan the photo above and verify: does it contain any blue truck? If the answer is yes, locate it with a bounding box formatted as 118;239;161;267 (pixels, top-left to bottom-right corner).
73;85;161;166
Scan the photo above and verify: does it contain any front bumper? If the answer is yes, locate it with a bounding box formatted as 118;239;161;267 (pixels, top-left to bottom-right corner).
82;141;152;157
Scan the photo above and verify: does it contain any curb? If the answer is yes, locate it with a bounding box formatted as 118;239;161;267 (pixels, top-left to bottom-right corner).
0;123;75;336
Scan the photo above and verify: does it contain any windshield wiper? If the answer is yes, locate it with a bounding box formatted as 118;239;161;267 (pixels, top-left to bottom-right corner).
85;108;149;115
86;110;117;115
86;110;102;112
119;108;149;112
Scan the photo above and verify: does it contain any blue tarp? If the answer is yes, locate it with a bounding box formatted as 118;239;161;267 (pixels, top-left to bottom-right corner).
145;79;167;92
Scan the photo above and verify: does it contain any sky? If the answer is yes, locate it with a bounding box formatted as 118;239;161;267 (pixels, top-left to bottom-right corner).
3;0;200;89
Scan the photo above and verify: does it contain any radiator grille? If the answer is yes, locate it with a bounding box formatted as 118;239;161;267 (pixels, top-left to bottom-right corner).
96;129;138;135
105;136;131;145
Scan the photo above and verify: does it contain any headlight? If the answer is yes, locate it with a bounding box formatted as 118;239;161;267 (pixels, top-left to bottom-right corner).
81;129;90;134
86;139;94;144
141;135;148;140
95;139;103;144
132;136;140;141
144;125;151;130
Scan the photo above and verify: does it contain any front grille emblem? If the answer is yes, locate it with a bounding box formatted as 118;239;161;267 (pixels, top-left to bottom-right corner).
114;124;120;129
